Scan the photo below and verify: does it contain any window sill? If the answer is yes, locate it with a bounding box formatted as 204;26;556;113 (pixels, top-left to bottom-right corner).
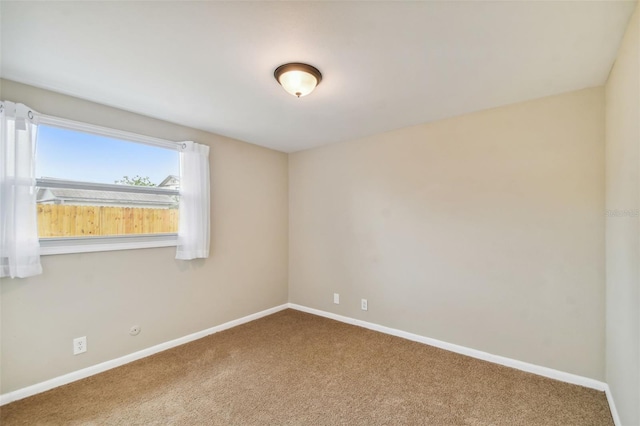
39;234;178;255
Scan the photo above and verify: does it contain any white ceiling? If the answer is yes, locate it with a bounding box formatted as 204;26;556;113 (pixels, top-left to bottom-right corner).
1;1;636;153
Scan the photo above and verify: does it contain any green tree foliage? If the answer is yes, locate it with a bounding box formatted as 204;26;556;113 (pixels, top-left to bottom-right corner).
115;175;156;187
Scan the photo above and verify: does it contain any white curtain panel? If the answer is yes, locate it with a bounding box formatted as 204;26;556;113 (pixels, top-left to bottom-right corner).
176;141;210;260
0;101;42;278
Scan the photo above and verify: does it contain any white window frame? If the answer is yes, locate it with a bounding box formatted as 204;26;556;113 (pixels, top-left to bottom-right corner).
35;114;183;255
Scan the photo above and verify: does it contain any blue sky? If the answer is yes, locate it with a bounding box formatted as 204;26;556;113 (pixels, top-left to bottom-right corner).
36;125;179;185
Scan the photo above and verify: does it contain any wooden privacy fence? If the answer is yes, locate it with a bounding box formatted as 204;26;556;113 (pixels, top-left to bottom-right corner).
37;204;179;238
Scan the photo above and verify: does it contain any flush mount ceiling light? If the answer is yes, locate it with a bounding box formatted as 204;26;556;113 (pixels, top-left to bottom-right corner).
274;63;322;98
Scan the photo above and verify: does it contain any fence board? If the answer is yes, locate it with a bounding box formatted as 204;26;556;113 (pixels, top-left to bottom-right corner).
37;205;179;238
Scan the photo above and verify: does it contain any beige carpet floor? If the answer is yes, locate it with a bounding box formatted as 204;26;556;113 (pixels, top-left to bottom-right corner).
1;309;613;425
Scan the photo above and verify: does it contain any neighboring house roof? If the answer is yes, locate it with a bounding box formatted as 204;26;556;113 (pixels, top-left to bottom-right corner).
37;188;176;206
159;175;179;188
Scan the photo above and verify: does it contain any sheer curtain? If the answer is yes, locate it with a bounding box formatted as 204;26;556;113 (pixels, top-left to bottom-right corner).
176;141;210;260
0;101;42;278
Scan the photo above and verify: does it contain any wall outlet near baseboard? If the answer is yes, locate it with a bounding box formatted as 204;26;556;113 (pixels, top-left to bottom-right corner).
361;299;368;311
73;336;87;355
333;293;340;304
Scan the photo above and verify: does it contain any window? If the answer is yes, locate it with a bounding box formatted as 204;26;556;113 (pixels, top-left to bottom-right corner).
2;100;208;276
35;116;182;255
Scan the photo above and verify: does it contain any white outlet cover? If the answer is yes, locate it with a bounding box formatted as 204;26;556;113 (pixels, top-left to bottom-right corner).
73;336;87;355
333;293;340;304
361;299;368;311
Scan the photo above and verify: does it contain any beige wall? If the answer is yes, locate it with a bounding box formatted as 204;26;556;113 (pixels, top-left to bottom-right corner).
605;3;640;424
289;87;606;380
0;79;619;399
0;80;289;394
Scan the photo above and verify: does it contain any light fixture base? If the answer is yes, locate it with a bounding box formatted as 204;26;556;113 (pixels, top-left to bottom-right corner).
274;63;322;98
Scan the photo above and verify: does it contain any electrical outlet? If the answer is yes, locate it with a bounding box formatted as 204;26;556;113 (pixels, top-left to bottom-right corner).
73;336;87;355
333;293;340;304
361;299;368;311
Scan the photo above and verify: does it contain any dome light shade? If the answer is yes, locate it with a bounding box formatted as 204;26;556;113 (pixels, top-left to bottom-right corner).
274;63;322;98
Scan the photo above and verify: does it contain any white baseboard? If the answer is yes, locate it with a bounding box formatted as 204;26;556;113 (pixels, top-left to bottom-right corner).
604;384;622;426
288;303;620;423
0;303;289;406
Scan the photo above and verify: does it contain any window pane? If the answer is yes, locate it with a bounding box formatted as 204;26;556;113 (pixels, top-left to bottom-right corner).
36;125;179;186
35;125;180;239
